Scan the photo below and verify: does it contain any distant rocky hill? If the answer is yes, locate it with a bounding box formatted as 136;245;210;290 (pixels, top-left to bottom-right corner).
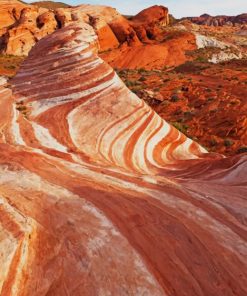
185;13;247;26
31;1;70;9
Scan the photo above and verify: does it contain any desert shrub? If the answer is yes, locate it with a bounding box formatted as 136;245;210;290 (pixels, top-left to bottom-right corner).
131;85;144;93
196;56;208;63
125;80;133;87
184;111;193;116
209;139;218;146
139;76;146;82
5;65;16;69
171;122;189;134
174;60;209;74
181;86;189;92
230;99;239;105
173;109;182;116
207;97;214;102
210;109;217;113
224;139;233;147
125;80;141;87
237;147;247;154
137;68;146;74
171;95;179;102
162;65;170;71
16;105;26;112
161;100;170;106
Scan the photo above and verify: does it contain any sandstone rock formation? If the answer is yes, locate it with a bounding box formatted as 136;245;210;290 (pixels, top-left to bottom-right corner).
100;30;196;69
0;22;246;295
0;3;171;57
130;5;169;42
55;5;141;50
132;6;169;38
0;0;26;29
0;3;137;55
1;6;58;56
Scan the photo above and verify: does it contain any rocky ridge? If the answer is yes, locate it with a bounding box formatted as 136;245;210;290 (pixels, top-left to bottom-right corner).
186;13;247;26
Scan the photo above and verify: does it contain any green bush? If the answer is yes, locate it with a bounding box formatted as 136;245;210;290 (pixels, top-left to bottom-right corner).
224;139;233;147
16;105;26;112
137;68;146;74
171;95;179;102
171;122;189;134
237;147;247;154
125;80;141;87
184;111;193;116
209;139;217;146
139;76;146;82
207;97;214;102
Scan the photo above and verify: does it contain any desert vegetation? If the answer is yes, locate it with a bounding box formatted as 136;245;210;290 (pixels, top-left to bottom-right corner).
116;58;247;156
0;54;25;77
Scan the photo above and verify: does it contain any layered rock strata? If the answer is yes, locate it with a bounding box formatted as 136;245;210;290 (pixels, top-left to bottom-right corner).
0;23;246;296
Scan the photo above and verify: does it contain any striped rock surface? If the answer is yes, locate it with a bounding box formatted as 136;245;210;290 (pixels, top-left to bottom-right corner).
0;23;246;296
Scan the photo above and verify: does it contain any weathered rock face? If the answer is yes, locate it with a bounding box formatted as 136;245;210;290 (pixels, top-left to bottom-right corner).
132;5;169;25
0;23;246;296
187;13;247;26
100;30;197;69
1;6;58;56
0;2;193;69
0;0;27;49
0;0;27;29
55;5;142;48
0;3;170;56
130;5;169;42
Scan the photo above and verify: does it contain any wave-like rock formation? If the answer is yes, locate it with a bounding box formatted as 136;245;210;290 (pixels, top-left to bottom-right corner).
0;23;247;296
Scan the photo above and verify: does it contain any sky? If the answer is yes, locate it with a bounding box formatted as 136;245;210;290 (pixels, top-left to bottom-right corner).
26;1;247;18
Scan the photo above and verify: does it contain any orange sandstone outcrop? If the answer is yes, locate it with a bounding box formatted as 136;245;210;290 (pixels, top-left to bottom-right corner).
100;30;196;69
55;5;141;49
131;5;169;42
0;22;246;296
1;5;57;56
0;0;27;29
0;3;171;56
